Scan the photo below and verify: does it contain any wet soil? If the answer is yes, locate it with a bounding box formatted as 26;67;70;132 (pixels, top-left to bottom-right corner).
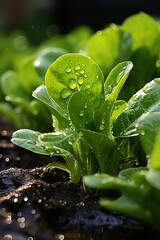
0;116;160;240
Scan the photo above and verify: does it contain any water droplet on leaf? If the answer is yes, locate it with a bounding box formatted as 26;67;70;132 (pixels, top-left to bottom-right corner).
68;79;77;89
77;76;84;85
99;124;105;131
79;110;84;117
65;66;72;73
80;69;85;74
84;103;87;109
74;64;81;70
107;84;112;94
61;89;71;99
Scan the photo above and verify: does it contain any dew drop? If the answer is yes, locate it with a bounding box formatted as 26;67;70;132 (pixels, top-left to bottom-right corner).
65;66;72;73
96;75;99;79
79;110;84;117
80;69;85;74
102;119;105;124
84;74;88;78
99;124;105;131
84;103;87;109
68;79;77;89
77;76;84;85
107;84;112;94
74;64;81;71
61;89;71;99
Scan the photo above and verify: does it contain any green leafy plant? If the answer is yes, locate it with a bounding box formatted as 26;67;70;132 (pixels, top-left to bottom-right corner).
11;53;136;183
0;45;68;131
0;25;92;131
0;55;52;131
84;111;160;230
86;12;160;100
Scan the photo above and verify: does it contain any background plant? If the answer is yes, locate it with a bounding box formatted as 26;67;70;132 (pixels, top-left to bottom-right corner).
1;12;160;131
0;26;92;131
85;12;160;100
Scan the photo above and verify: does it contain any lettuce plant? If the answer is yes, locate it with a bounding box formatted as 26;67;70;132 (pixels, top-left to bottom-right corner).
11;52;160;185
11;53;136;183
86;12;160;100
84;111;160;230
0;46;68;131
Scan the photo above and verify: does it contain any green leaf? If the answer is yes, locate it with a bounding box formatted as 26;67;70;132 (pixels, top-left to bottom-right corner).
84;173;129;191
119;167;147;180
11;129;74;156
19;55;42;93
68;91;96;130
113;79;160;136
45;53;104;116
137;112;160;155
32;85;69;129
37;132;74;155
104;61;133;97
128;47;156;93
0;102;21;128
11;129;43;154
84;168;160;230
146;170;160;189
122;12;160;56
0;70;28;102
82;130;115;173
101;61;133;137
100;195;148;223
86;25;132;76
34;48;68;79
11;129;82;183
111;100;127;123
150;129;160;170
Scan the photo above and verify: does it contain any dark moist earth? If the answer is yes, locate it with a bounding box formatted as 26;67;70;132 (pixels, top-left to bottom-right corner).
0;117;160;240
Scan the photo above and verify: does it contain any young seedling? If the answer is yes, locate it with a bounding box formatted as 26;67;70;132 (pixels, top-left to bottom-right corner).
11;53;136;183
